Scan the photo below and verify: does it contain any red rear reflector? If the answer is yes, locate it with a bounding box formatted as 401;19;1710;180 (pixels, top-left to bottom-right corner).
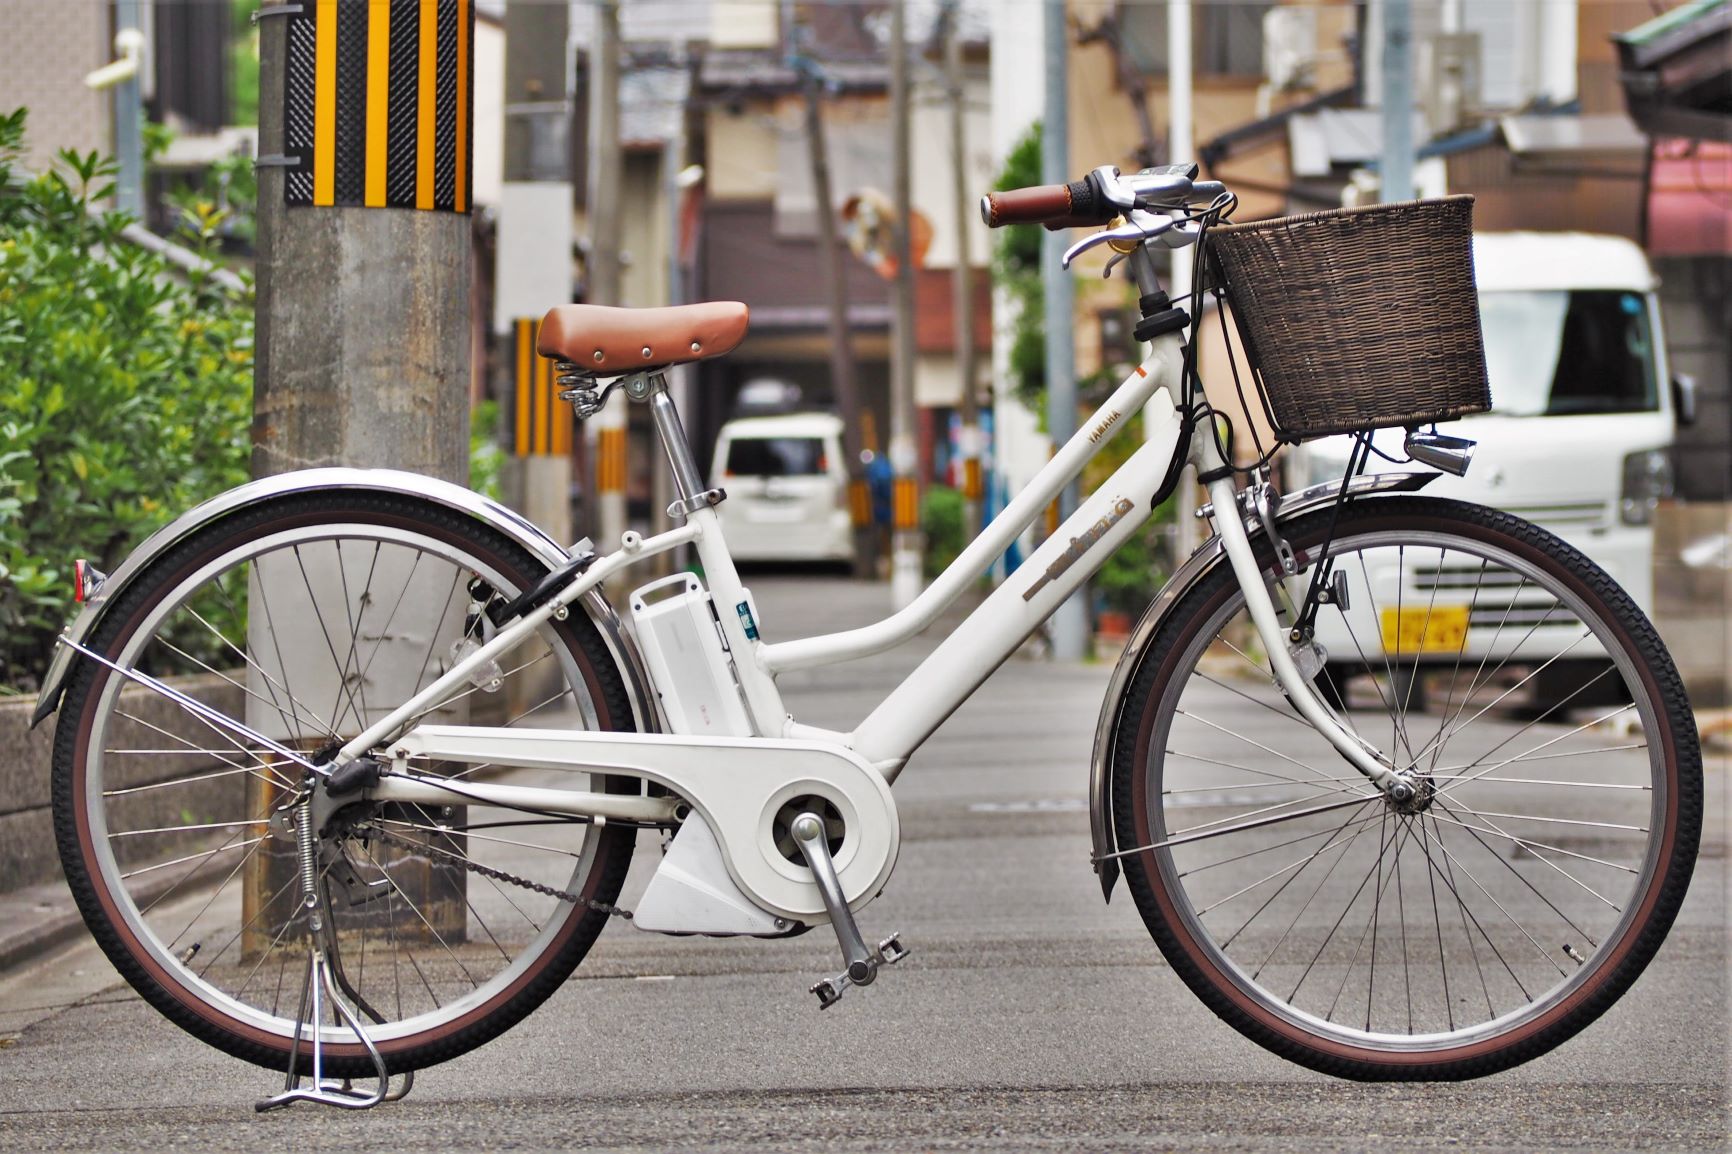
73;559;88;603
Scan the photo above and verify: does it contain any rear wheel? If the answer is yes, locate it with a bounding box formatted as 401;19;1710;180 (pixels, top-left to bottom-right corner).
1110;497;1700;1079
52;490;640;1076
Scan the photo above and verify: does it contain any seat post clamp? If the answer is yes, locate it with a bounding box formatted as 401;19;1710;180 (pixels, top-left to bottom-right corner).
667;488;727;520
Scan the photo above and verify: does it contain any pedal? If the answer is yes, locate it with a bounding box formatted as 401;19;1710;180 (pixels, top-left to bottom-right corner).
791;811;912;1009
807;935;909;1009
810;975;848;1009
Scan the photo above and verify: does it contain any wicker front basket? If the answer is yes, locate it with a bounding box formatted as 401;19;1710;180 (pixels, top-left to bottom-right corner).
1205;196;1491;442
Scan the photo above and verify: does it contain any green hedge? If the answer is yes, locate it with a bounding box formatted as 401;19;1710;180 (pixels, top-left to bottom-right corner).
0;110;253;692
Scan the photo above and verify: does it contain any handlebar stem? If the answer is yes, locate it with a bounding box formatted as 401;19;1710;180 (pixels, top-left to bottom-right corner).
1126;244;1166;300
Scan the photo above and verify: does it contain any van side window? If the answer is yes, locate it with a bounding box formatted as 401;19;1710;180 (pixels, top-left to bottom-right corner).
1479;290;1659;416
1547;292;1657;415
726;437;826;476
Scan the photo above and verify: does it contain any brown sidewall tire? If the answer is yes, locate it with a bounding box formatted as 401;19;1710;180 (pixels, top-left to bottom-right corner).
1110;496;1701;1080
52;491;640;1077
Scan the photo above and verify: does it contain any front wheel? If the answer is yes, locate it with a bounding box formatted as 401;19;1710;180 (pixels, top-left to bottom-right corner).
1110;497;1700;1080
52;489;640;1076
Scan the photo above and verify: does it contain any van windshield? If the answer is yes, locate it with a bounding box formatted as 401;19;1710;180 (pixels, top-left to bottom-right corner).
1476;290;1658;416
725;436;826;476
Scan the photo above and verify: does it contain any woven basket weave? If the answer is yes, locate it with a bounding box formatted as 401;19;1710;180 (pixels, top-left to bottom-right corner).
1205;196;1491;442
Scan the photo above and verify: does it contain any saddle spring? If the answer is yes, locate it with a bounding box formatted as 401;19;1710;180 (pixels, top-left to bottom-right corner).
554;361;609;419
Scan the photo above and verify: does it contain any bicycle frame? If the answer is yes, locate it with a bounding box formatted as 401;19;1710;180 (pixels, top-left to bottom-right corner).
346;330;1405;823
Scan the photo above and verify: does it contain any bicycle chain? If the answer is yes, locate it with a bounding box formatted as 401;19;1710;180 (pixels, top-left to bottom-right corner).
365;823;634;920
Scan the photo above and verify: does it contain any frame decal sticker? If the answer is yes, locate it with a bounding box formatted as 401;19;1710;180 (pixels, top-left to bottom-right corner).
1021;497;1137;602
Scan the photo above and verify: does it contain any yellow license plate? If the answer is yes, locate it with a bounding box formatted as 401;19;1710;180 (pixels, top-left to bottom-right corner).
1380;605;1470;655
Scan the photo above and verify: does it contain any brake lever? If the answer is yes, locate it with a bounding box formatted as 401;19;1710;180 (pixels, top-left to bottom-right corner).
1062;212;1173;268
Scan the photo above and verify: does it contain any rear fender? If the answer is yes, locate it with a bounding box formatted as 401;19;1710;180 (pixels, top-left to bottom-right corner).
1086;471;1438;900
30;468;660;735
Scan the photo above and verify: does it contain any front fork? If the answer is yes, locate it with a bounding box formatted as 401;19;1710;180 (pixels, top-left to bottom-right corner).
1190;427;1416;803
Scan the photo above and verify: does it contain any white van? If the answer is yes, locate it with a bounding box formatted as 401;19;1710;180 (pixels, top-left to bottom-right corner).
711;412;854;564
1284;232;1683;710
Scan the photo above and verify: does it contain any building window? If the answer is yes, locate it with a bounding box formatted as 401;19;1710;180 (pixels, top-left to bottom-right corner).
1118;2;1272;80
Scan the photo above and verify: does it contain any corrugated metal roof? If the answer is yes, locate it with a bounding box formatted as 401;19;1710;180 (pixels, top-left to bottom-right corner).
1288;108;1430;176
1501;114;1646;155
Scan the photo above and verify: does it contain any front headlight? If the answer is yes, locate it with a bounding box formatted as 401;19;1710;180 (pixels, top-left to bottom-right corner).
1620;448;1674;525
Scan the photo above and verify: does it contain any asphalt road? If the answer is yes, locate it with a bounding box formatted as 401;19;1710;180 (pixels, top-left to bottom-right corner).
0;574;1726;1152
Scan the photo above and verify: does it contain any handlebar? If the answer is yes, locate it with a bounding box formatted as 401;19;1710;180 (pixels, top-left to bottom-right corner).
980;164;1227;231
979;176;1114;231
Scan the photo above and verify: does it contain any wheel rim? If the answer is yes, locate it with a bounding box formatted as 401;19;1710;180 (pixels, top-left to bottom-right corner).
1133;525;1671;1055
75;519;621;1050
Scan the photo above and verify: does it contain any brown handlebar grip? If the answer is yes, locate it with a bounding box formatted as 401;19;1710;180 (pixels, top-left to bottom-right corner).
980;184;1076;228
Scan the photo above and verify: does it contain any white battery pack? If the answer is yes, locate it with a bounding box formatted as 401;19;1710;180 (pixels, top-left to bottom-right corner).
628;573;755;736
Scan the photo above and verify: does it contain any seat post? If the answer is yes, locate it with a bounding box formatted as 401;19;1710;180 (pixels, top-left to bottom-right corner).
645;373;708;508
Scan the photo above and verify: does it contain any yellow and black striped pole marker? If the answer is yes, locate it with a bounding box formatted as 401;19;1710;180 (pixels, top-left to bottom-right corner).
513;319;572;457
283;0;473;212
893;476;921;533
595;426;628;500
962;455;983;504
849;479;872;528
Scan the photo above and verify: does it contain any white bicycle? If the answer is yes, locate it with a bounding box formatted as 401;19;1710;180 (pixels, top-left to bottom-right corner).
40;166;1701;1105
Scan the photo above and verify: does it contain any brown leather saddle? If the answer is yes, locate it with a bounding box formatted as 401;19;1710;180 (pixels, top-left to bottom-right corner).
536;301;749;375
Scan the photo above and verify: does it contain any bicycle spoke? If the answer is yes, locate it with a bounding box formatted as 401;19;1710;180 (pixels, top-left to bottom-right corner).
1214;803;1382;954
1441;704;1638;794
1426;800;1628;919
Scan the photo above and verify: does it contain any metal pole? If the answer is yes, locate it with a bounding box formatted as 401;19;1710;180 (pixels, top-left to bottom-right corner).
1381;0;1415;202
797;50;872;576
501;0;575;550
112;0;145;220
946;4;981;543
1166;0;1199;563
589;0;627;553
1041;0;1087;660
889;0;923;608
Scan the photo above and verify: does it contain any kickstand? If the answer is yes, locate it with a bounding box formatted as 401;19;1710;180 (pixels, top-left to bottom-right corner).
256;799;410;1112
255;945;405;1112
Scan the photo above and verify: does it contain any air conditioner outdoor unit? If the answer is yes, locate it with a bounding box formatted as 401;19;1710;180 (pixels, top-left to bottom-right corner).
1263;7;1319;93
1422;33;1483;135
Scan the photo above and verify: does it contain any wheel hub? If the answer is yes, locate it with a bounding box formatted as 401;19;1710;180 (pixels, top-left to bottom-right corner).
1386;771;1437;815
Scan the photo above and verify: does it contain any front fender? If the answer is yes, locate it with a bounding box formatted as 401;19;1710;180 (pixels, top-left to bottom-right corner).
31;468;659;735
1086;471;1437;900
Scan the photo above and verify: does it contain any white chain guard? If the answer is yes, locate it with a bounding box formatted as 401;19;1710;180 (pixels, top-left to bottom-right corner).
383;726;900;922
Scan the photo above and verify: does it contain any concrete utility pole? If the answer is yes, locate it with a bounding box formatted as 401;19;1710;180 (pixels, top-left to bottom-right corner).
889;0;923;608
1041;0;1087;659
249;0;473;945
1166;0;1199;563
588;0;627;552
253;12;470;483
499;0;575;548
795;45;872;575
945;3;982;542
1380;0;1416;202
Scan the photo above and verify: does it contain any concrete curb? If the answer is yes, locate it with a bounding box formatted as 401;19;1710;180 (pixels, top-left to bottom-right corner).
0;878;90;975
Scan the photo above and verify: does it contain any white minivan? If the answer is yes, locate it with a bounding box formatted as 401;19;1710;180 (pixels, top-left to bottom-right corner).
711;412;855;565
1284;232;1684;711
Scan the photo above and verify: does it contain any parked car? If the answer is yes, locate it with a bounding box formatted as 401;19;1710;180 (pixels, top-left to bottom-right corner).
1283;232;1691;713
711;413;854;565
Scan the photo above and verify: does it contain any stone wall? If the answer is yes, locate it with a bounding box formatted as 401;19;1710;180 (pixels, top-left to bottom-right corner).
0;676;245;892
